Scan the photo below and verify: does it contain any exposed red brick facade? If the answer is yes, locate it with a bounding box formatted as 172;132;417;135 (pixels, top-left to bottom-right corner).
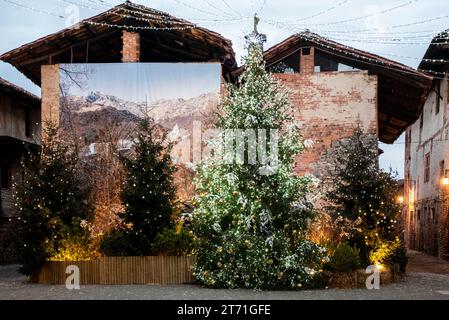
274;72;378;179
300;47;315;74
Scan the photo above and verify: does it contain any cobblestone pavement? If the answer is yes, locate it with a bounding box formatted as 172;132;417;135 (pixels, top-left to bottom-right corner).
1;251;449;300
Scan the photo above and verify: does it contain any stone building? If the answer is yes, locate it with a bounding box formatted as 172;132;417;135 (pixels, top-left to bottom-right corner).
235;32;432;179
404;30;449;259
0;77;40;263
0;2;435;260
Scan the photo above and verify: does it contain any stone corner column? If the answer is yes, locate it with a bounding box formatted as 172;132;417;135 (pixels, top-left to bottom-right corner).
41;64;60;138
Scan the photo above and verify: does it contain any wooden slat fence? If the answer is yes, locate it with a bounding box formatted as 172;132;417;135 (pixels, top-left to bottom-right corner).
36;256;197;285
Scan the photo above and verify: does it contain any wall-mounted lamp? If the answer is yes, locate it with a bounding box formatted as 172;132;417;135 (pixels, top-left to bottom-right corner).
442;170;449;186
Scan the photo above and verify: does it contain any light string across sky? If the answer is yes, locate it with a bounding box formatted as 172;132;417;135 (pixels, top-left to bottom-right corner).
1;0;448;176
1;0;448;65
0;0;448;82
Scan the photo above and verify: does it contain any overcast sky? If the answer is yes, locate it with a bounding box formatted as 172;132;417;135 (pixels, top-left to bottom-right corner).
1;0;448;177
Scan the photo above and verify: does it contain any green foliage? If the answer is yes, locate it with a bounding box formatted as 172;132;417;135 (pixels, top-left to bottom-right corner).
151;225;196;256
13;124;92;274
99;229;138;257
325;128;404;267
192;44;326;290
50;228;96;261
325;242;361;272
101;117;177;256
389;245;408;274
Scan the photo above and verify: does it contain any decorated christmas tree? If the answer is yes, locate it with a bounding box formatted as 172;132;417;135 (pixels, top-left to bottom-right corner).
191;35;326;290
324;128;404;267
101;117;177;256
13;123;92;275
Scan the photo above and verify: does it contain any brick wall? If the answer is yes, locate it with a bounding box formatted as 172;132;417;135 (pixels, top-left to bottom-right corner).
121;31;140;63
300;47;315;74
274;71;378;179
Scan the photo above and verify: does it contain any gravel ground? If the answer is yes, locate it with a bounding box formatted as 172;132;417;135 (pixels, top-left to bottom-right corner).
1;251;449;300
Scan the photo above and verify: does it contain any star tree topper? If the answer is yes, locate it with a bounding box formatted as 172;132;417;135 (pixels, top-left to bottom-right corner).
245;14;267;49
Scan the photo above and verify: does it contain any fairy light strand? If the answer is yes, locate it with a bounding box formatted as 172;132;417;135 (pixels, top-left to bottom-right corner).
1;0;65;18
276;0;349;25
201;0;235;19
171;0;235;20
126;2;249;23
84;20;194;31
271;0;420;27
220;0;244;18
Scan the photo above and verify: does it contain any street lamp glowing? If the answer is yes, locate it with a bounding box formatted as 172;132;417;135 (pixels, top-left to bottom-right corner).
441;169;449;185
397;196;404;204
442;177;449;186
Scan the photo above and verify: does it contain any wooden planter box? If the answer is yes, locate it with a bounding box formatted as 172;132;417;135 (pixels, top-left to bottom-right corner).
35;256;197;285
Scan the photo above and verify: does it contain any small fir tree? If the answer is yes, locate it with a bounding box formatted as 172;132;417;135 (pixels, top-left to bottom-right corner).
191;44;326;290
325;128;403;266
13;123;91;275
102;117;177;256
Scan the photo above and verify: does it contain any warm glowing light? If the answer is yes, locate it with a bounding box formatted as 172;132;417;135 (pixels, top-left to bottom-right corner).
375;263;384;270
397;196;404;204
442;177;449;186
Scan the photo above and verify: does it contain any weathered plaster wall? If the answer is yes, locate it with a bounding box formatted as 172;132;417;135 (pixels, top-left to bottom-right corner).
405;70;449;258
0;95;40;144
274;71;378;179
41;64;60;130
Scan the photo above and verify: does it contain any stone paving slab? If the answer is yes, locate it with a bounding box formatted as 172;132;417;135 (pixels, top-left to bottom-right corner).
1;250;449;300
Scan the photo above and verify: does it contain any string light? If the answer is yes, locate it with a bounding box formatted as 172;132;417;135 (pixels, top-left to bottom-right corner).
272;0;420;27
55;0;103;11
201;0;235;19
313;29;444;35
318;31;439;40
85;20;194;31
320;36;449;46
370;52;449;64
126;2;249;23
257;0;267;15
291;0;349;24
266;29;449;80
1;0;65;18
270;15;449;35
220;0;245;18
171;0;237;20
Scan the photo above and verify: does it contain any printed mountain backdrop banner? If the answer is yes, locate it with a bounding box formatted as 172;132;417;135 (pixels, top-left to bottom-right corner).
59;63;221;233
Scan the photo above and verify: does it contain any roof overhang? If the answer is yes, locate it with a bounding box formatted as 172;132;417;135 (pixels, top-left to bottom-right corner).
0;77;40;109
418;29;449;77
234;32;433;144
0;2;237;86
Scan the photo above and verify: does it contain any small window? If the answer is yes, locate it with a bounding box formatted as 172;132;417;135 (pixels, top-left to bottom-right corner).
302;47;311;56
440;160;445;178
436;81;441;115
268;51;300;73
0;164;11;189
410;211;414;223
25;109;31;138
424;153;431;183
417;210;421;221
431;208;435;221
